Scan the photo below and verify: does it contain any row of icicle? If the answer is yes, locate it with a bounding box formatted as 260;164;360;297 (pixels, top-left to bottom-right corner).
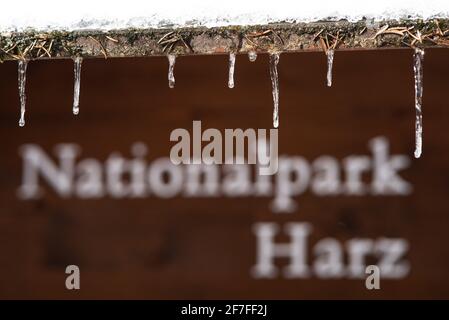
16;49;425;158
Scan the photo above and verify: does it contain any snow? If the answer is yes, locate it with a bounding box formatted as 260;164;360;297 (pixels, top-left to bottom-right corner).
1;0;449;32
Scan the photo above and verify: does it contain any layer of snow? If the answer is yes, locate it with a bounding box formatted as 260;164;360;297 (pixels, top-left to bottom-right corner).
1;0;449;32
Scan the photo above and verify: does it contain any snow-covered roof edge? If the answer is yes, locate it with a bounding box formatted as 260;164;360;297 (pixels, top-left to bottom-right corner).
2;19;449;62
1;1;449;32
2;1;449;61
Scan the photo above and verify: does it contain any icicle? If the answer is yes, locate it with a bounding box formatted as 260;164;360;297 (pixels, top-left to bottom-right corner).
326;49;334;87
413;48;424;158
167;54;176;88
18;59;28;127
248;51;257;62
269;53;280;128
228;53;236;88
72;57;82;115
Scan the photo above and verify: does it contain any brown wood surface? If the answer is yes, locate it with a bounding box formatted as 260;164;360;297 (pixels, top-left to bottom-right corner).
0;49;449;299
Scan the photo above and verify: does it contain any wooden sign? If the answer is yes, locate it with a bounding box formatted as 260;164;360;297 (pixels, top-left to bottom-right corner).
0;49;448;299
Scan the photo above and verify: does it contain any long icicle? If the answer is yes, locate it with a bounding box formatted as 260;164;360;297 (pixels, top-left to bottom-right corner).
326;49;334;87
18;59;28;127
228;53;236;88
413;48;424;158
168;54;176;88
269;53;280;128
72;57;83;115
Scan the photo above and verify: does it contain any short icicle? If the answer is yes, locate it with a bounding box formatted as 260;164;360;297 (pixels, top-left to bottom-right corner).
326;49;334;87
72;57;83;115
413;48;424;158
269;53;280;128
228;53;236;88
18;59;28;127
248;51;257;62
167;54;176;88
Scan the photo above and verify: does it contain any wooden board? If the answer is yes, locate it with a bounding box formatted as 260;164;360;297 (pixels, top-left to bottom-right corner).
0;49;449;299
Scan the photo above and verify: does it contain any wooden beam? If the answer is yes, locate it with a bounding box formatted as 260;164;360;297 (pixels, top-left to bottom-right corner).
1;19;449;61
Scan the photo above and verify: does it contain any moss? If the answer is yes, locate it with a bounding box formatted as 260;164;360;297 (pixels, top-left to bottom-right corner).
125;30;140;45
